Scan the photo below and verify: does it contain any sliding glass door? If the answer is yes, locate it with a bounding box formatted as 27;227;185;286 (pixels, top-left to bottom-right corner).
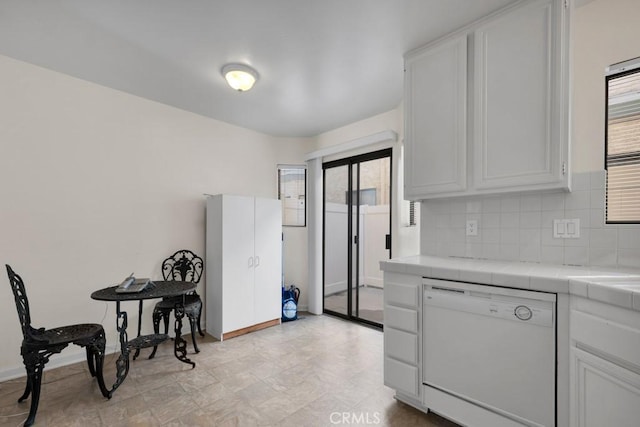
323;149;391;327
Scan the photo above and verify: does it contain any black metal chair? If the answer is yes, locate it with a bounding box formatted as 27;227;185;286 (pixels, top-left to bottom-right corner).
150;250;204;358
5;265;110;427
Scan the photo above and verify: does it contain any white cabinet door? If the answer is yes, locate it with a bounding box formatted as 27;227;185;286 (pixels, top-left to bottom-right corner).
404;34;467;198
222;195;256;332
572;347;640;427
253;197;282;325
473;0;568;191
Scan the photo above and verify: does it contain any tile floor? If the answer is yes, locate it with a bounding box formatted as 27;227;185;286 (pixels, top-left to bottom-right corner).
0;314;458;426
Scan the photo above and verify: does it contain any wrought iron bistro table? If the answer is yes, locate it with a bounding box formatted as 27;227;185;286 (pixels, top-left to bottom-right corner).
91;281;196;396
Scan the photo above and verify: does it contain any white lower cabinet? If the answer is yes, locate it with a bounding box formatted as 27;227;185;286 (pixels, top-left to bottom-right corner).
570;298;640;427
383;272;421;403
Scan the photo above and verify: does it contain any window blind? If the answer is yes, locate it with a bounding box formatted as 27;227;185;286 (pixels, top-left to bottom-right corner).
606;66;640;223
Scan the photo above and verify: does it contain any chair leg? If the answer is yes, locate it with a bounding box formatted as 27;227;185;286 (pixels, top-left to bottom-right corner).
21;354;45;427
86;346;96;377
162;311;171;335
196;302;205;337
188;314;200;353
17;374;31;403
88;331;111;399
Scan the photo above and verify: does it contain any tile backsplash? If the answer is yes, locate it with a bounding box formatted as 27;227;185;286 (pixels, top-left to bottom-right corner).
420;171;640;268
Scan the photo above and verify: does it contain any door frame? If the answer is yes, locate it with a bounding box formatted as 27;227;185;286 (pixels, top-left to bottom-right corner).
322;148;392;328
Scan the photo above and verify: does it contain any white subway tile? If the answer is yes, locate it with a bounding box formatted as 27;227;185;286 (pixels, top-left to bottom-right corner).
436;214;450;229
450;213;466;228
565;209;590;229
432;199;451;214
565;190;590;210
590;170;606;190
541;228;563;247
540;246;564;264
520;211;542;229
482;244;500;260
590;209;605;229
520;229;542;246
465;243;483;258
481;213;500;229
520;194;542;212
449;200;465;214
618;229;640;249
542;210;565;229
541;192;565;211
499;244;520;261
451;228;467;243
589;247;617;267
590;189;605;210
501;229;520;245
564;246;589;266
466;200;482;214
500;212;520;228
618;249;640;268
483;228;500;244
481;197;501;213
563;228;590;248
572;172;591;191
500;196;520;213
520;244;541;262
590;228;618;249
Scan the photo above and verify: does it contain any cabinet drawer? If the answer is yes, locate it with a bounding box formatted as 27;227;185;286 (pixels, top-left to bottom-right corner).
385;281;419;309
385;327;418;364
386;305;418;333
384;356;419;397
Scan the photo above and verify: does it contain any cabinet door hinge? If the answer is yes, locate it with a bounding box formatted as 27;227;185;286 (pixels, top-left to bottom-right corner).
564;0;569;8
562;162;567;175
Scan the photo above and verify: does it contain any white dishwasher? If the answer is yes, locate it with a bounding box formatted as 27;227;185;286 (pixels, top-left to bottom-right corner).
422;278;556;427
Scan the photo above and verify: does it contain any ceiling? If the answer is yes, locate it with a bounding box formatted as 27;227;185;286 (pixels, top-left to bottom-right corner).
0;0;542;137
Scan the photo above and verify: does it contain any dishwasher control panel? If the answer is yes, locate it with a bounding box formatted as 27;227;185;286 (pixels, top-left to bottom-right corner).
423;279;555;328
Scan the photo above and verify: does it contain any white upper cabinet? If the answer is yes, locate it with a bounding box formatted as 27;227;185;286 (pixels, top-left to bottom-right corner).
404;0;571;200
474;0;569;191
405;34;468;198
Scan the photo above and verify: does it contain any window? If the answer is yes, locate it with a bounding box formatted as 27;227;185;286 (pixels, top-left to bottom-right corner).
278;165;306;227
606;57;640;223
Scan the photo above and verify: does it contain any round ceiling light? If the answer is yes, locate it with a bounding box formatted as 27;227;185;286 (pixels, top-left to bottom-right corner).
221;63;258;92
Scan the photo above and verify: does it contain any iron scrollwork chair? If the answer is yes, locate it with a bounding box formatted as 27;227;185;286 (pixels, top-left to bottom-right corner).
150;250;204;358
5;265;110;427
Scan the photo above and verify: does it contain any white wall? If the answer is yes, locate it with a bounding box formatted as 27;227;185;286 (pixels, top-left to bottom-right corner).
0;54;312;378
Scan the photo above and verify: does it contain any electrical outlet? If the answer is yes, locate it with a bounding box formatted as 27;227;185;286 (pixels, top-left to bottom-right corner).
466;220;478;236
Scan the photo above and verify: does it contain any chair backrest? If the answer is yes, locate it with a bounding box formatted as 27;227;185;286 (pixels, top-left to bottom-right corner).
161;250;203;283
6;265;33;340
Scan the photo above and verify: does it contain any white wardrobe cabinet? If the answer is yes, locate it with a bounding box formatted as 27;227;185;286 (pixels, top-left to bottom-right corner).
205;194;282;341
404;0;571;200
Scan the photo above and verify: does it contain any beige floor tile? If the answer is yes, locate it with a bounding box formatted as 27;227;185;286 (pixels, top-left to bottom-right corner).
0;314;460;427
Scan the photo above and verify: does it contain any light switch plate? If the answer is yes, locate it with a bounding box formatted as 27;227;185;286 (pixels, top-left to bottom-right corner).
553;219;580;238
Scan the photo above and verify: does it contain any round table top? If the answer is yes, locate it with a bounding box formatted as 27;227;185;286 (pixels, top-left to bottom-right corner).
91;280;196;302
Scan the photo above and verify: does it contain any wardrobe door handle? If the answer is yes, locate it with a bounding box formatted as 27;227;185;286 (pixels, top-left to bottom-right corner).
248;257;254;267
254;256;260;267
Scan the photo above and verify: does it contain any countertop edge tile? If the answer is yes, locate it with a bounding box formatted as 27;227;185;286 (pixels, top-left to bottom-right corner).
380;255;640;311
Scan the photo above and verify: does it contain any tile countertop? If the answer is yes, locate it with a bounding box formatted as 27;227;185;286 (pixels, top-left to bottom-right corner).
380;255;640;312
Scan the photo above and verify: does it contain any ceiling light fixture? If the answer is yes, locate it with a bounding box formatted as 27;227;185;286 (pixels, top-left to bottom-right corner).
221;63;258;92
